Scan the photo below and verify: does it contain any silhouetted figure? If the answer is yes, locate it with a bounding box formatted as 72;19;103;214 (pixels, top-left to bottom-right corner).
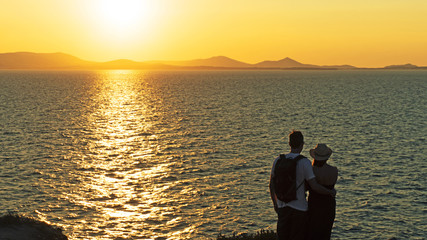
270;131;336;240
307;144;338;240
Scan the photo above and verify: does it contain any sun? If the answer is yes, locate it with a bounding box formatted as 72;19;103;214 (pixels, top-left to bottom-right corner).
90;0;155;39
98;0;144;29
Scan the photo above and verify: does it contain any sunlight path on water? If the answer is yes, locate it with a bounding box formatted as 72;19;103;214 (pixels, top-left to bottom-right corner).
60;70;194;239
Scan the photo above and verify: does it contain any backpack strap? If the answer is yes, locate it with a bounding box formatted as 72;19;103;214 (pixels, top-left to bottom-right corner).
295;178;305;191
293;155;306;191
294;154;306;161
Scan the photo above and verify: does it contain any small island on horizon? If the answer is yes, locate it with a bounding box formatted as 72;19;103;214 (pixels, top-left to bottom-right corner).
0;52;426;70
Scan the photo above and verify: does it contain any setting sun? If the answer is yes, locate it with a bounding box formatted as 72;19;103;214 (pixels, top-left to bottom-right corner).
83;0;159;46
92;0;152;36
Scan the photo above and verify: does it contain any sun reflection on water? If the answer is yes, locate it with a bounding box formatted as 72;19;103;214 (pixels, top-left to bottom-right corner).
63;70;191;239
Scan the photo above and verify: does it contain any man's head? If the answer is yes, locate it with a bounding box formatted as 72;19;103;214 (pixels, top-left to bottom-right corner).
289;130;304;151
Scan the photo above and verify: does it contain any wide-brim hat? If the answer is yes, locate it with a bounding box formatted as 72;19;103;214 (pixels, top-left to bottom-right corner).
310;144;332;161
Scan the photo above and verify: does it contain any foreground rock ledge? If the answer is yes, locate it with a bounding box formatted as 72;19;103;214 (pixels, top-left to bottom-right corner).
0;213;68;240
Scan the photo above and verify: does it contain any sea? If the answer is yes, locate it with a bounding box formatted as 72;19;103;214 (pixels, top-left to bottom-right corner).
0;70;425;240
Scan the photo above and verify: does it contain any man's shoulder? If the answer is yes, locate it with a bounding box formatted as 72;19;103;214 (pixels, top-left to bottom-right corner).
293;154;309;162
297;156;315;179
297;157;312;168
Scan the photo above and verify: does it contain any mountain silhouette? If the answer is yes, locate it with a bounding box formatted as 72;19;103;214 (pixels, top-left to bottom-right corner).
156;56;252;68
254;57;316;68
384;63;419;69
0;52;92;69
1;52;421;70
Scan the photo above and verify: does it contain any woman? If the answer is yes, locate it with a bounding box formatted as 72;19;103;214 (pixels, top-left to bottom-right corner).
307;144;338;240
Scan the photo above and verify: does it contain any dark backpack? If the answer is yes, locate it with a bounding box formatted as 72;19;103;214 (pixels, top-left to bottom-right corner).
273;154;306;203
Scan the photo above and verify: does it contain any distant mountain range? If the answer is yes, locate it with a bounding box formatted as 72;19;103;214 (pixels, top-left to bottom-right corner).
0;52;425;70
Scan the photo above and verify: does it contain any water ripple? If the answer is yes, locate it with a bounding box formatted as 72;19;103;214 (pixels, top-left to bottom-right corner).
0;70;426;239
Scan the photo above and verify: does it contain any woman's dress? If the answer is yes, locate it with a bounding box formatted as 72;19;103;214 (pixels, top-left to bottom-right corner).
308;184;336;240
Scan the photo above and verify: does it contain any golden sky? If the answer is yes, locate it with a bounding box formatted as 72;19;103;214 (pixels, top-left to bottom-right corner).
1;0;426;67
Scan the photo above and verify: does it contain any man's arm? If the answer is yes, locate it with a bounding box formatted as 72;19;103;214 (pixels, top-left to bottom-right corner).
269;176;278;213
307;178;336;197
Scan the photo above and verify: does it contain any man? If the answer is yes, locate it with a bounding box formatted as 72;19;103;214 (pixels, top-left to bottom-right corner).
270;130;336;240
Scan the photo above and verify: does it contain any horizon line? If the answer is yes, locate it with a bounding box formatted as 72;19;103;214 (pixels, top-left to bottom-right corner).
0;51;425;70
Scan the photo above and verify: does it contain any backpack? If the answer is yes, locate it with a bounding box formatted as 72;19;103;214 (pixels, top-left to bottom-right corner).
273;154;306;203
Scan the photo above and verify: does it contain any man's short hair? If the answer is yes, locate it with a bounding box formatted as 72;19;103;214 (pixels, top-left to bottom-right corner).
289;130;304;149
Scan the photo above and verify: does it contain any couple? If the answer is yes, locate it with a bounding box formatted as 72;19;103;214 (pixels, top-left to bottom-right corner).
269;130;338;240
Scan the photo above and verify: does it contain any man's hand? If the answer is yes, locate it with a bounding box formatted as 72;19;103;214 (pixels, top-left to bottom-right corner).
270;177;279;213
308;178;336;196
331;188;336;197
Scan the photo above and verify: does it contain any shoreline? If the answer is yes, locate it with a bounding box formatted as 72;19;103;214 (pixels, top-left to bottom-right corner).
0;214;404;240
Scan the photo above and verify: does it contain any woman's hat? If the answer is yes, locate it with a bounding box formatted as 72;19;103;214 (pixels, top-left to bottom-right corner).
310;144;332;161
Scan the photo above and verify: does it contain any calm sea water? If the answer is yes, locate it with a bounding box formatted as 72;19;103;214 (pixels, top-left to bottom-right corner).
0;70;425;240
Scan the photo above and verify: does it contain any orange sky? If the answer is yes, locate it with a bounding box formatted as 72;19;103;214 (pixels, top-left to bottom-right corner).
1;0;426;67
